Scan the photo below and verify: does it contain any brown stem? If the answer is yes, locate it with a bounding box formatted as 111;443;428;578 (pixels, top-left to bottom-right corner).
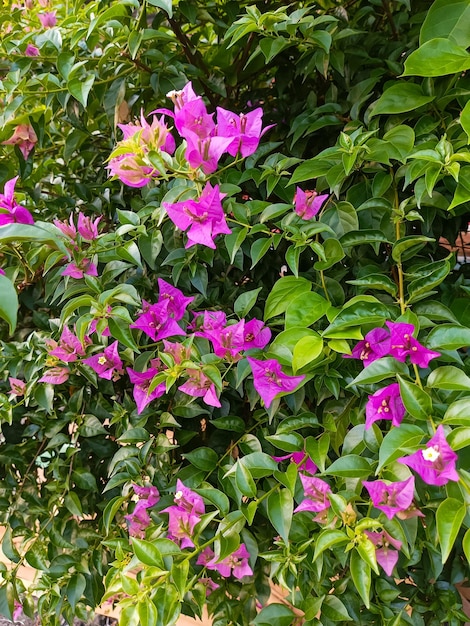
381;0;399;40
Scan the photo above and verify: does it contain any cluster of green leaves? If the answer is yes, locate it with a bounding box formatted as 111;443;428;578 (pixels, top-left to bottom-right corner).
1;0;470;625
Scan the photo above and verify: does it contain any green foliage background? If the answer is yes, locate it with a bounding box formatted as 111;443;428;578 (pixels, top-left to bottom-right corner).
1;0;470;624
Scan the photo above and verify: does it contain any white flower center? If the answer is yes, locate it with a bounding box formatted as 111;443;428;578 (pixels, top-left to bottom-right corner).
422;447;440;462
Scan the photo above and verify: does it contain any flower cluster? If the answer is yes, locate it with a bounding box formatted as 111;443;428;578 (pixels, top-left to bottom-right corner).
54;210;101;278
125;484;160;538
162;480;205;549
0;177;34;226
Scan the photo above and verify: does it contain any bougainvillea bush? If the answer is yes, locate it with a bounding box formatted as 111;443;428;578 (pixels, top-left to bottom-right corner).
1;0;470;624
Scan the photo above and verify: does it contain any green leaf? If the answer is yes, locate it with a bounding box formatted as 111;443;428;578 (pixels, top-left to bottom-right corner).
313;529;349;561
392;236;435;262
449;165;470;209
397;375;432;421
259;37;292;63
267;489;293;542
321;595;353;621
314;238;345;270
183;447;218;471
460;100;470;143
403;38;470;77
132;538;170;567
347;274;397;297
147;0;173;17
254;603;297;626
285;291;330;328
266;432;305;452
224;227;248;263
323;302;390;337
235;462;257;497
443;398;470;425
264;276;312;321
234;287;262;317
436;498;466;563
68;73;95;107
407;259;451;303
447;426;470;450
428;366;470;390
350;549;371;608
370;83;435;116
377;424;425;471
211;416;245;433
325;455;374;478
0;274;18;334
1;529;19;564
292;334;323;372
383;125;415;162
138;599;158;626
250;237;273;268
420;0;470;47
427;324;470;350
349;357;409;387
463;527;470;563
66;573;86;612
321;201;359;239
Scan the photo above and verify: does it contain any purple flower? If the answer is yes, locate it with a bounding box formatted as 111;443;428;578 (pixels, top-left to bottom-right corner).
197;545;253;579
365;382;405;430
157;278;194;321
273;451;317;475
198;577;219;597
54;215;77;240
77;213;101;240
364;530;402;576
398;425;459;486
247;357;305;408
127;366;166;414
130;299;185;342
216;107;273;157
344;327;391;367
13;601;22;622
174;97;215;140
125;484;160;538
61;258;98;279
83;340;123;381
25;44;39;57
192;310;227;334
203;319;246;360
38;11;57;27
38;366;70;385
163;182;231;249
118;111;175;153
294;475;331;513
108;153;155;188
0;269;5;276
362;476;415;519
184;131;233;174
49;326;85;363
294;187;328;220
178;369;221;408
386;321;440;368
0;177;34;226
241;319;272;351
162;340;191;364
162;480;205;549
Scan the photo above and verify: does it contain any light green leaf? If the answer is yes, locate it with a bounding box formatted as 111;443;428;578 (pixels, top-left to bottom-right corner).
443;398;470;425
377;424;425;471
461;100;470;143
349;357;409;388
324;454;374;478
436;498;466;563
313;529;349;561
321;595;353;621
350;549;371;608
370;83;435;116
420;0;470;47
323;301;390;337
428;366;470;390
427;324;470;350
397;375;432;421
0;275;18;335
267;489;293;542
264;276;312;321
449;166;470;209
147;0;173;17
292;333;323;372
285;291;331;329
392;235;435;262
403;38;470;77
234;288;262;317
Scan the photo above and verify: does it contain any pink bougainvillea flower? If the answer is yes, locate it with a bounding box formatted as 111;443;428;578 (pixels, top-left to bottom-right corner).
344;327;391;367
174;97;215;141
178;368;221;408
163;182;231;249
54;214;77;240
386;321;440;368
83;340;123;381
61;258;98;279
125;484;160;538
247;357;305;408
216;106;273;158
25;43;39;57
0;269;5;276
273;451;317;475
198;577;219;597
157;278;194;321
294;475;331;513
12;601;22;622
0;177;34;226
49;326;85;363
77;213;101;241
2;124;38;159
166;82;200;112
398;425;459;486
130;299;185;342
203;319;246;360
118;112;175;154
162;340;191;365
184;131;233;175
362;476;415;519
107;153;155;188
162;480;205;548
364;530;402;576
293;187;329;220
127;366;166;414
241;319;272;351
192;310;227;334
197;545;253;579
38;366;70;384
365;382;405;430
8;377;26;397
38;10;56;27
